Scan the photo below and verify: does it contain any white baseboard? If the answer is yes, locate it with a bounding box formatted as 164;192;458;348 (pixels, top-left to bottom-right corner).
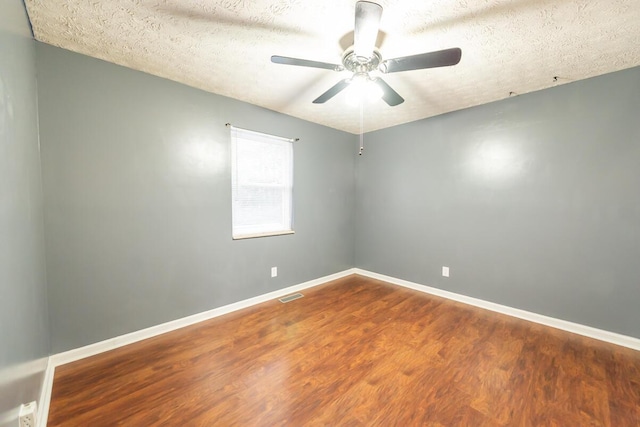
354;268;640;351
37;357;54;427
50;268;356;367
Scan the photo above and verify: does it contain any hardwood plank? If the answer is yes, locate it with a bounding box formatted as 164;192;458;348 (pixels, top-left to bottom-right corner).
48;275;640;426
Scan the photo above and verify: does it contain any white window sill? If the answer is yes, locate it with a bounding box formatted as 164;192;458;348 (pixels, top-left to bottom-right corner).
232;230;295;240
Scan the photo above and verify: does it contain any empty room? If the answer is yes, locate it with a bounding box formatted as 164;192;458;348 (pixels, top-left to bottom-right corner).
1;0;640;425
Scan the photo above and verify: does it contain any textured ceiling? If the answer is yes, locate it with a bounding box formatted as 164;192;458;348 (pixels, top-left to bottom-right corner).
25;0;640;134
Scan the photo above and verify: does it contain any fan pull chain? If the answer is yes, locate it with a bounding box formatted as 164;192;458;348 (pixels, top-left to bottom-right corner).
359;100;365;155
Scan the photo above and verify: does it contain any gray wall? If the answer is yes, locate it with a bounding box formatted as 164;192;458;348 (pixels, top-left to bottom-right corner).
0;1;50;425
355;66;640;338
31;28;640;356
36;44;356;353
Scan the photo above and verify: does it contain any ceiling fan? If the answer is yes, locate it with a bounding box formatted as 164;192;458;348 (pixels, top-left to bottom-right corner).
271;1;462;106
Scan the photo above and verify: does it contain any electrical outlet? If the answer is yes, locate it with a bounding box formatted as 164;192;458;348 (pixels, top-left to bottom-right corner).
442;266;450;277
271;267;277;278
19;401;37;427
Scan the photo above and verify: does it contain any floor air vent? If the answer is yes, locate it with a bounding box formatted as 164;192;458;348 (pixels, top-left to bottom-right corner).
279;293;304;303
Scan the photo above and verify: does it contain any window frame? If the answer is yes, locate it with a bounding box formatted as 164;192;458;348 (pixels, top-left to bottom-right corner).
230;126;295;240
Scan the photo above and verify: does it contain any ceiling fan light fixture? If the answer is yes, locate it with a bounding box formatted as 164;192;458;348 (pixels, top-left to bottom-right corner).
346;74;383;106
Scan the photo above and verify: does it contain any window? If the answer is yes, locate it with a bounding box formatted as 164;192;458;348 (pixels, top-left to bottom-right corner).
230;126;294;239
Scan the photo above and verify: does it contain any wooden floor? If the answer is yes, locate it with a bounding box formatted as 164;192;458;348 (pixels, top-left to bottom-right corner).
49;275;640;426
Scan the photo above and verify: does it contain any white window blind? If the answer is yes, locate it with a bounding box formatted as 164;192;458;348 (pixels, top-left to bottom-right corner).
230;126;294;239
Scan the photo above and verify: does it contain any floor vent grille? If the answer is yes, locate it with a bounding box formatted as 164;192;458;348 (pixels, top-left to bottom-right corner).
279;293;304;303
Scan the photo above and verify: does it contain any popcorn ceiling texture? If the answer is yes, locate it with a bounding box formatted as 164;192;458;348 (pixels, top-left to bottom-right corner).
25;0;640;134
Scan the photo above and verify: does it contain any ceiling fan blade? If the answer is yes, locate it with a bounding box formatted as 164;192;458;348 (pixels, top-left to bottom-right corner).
271;55;341;71
354;1;383;59
313;79;351;104
373;78;404;106
380;48;462;73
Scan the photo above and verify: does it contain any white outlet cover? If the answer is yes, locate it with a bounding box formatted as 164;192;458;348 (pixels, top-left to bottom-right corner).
442;266;450;277
271;267;277;278
19;401;37;427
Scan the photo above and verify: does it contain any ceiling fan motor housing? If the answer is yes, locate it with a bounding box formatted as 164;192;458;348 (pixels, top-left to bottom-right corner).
342;48;382;75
